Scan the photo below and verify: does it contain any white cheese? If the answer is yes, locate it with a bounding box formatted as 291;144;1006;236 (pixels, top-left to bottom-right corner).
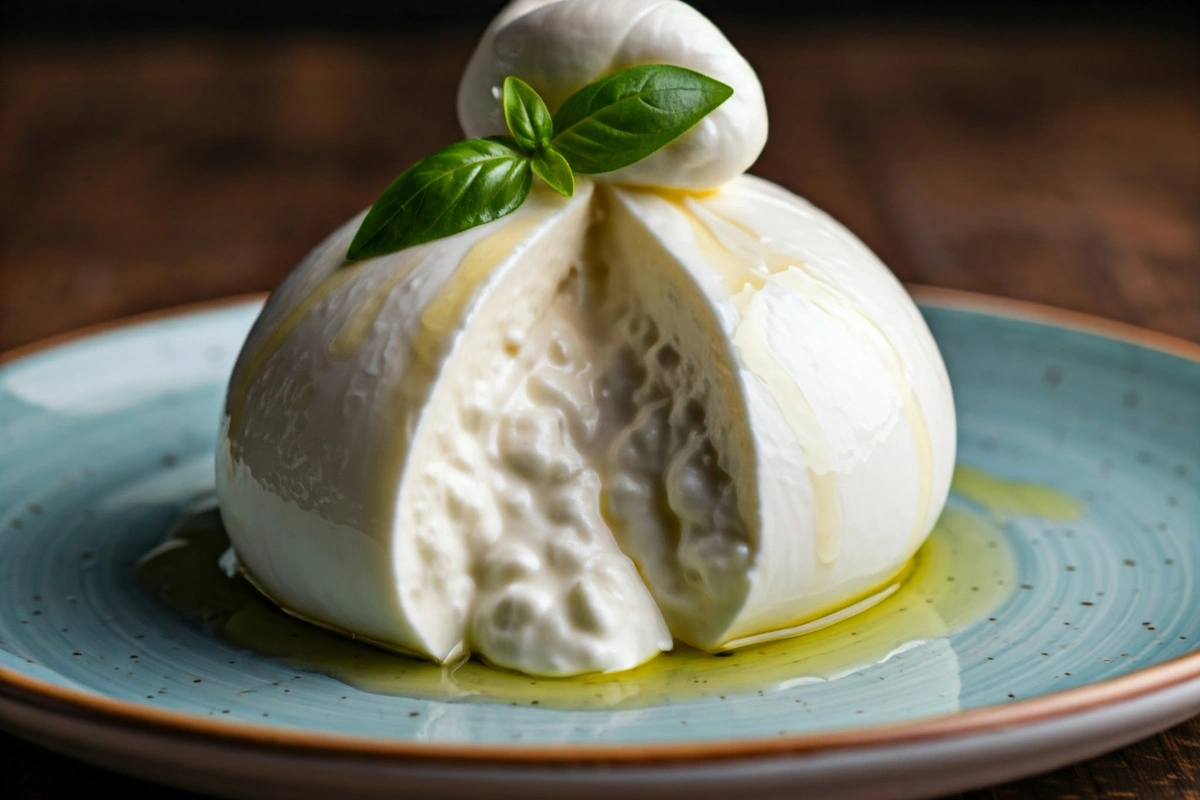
598;181;956;647
218;177;955;674
216;0;956;677
457;0;768;190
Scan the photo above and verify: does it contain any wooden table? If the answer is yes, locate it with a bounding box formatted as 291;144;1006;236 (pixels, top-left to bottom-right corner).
2;20;1198;799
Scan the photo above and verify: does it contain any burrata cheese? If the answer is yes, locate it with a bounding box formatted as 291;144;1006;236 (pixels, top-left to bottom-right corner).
216;0;956;677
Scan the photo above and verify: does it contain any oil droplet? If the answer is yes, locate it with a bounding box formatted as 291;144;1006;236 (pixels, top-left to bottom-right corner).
139;493;1017;710
952;465;1082;520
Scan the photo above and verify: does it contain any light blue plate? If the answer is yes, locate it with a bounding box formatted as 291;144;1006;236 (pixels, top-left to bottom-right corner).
0;291;1198;795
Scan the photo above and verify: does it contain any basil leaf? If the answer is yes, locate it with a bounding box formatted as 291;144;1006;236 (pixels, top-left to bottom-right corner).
347;137;532;261
551;64;733;175
531;147;574;197
503;76;554;155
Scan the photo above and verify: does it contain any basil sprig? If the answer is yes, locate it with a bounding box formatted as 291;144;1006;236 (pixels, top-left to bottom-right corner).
347;65;732;261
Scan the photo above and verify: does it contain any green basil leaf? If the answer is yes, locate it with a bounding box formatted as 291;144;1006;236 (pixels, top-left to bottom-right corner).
347;137;532;261
551;64;733;175
531;147;574;197
503;76;554;155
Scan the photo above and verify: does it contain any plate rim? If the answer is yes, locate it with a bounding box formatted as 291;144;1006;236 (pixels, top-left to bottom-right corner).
1;286;1198;765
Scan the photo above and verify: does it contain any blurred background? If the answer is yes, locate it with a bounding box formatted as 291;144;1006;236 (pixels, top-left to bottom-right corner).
1;1;1198;796
2;1;1198;355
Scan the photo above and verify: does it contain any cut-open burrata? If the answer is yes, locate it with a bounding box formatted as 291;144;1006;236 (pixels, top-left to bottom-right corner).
216;0;956;678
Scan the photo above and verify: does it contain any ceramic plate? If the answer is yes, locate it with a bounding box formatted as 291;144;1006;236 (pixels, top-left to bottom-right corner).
1;289;1197;800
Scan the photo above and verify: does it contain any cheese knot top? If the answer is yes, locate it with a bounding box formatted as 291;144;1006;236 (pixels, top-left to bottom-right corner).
457;0;768;190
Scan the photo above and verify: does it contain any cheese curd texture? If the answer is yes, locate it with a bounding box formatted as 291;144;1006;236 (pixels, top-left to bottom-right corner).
216;0;956;677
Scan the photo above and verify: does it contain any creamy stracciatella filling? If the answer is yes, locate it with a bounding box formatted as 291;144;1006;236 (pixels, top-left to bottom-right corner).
597;273;753;646
399;240;758;674
401;260;666;675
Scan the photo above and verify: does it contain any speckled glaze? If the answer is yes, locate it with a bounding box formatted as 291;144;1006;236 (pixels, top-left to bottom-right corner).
1;291;1198;800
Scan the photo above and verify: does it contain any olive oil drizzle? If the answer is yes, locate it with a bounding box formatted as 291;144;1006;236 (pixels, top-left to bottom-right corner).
662;192;936;564
136;464;1076;710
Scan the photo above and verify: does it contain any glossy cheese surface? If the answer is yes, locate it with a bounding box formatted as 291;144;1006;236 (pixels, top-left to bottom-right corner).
217;177;956;675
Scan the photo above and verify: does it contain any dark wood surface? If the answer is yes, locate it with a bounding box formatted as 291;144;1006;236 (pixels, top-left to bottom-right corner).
2;20;1198;799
